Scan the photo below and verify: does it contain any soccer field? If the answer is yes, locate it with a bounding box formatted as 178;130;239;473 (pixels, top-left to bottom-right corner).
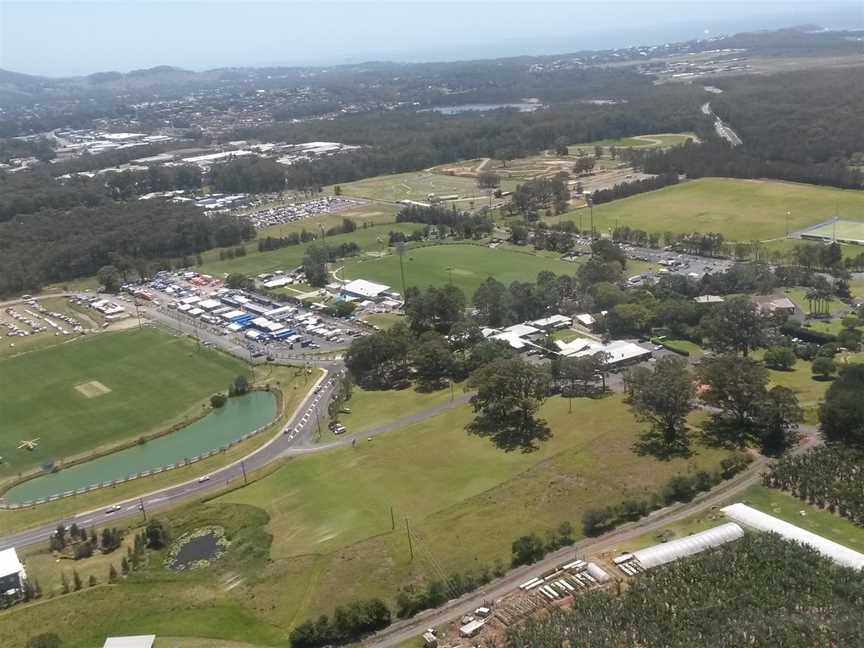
340;243;582;297
0;328;247;482
574;177;864;241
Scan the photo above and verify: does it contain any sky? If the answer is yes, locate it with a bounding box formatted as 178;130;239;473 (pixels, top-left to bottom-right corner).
0;0;862;77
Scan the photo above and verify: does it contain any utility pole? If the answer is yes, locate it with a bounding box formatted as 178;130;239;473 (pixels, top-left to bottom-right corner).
405;517;414;561
397;243;407;299
138;498;147;521
390;506;395;531
241;461;247;485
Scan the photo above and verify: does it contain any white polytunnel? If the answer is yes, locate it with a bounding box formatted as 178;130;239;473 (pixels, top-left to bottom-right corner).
722;503;864;570
632;522;744;570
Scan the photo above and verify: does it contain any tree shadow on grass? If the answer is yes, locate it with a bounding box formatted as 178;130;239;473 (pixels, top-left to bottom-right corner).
632;431;693;461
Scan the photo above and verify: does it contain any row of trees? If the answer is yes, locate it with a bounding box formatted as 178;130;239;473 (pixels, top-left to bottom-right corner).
766;446;864;526
289;598;391;648
394;204;493;240
590;172;679;204
582;456;750;536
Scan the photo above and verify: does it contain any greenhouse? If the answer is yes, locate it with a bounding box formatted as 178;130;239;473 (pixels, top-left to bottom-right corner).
630;523;744;570
722;503;864;570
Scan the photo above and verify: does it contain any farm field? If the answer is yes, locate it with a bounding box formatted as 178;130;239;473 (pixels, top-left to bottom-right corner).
197;223;419;277
569;177;864;241
0;327;247;482
340;243;586;298
0;394;735;647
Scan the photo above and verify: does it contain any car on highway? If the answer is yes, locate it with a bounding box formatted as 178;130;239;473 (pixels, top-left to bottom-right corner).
105;505;121;515
198;475;211;483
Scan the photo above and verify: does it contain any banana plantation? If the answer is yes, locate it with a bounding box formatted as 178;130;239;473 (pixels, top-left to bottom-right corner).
506;534;864;648
764;446;864;526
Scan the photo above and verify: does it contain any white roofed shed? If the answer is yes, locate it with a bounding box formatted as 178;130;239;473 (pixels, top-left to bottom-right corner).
722;503;864;570
632;523;744;570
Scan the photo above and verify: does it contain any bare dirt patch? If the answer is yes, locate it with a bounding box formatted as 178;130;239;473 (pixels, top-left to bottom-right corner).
74;380;112;398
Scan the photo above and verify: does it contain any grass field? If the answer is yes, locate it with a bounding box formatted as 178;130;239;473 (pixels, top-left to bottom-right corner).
800;219;864;244
0;393;734;647
569;178;864;242
0;328;247;482
340;243;585;297
0;297;104;360
327;170;509;203
196;223;419;277
0;365;321;536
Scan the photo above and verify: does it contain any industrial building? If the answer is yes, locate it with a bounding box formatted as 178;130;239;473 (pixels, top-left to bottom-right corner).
722;503;864;570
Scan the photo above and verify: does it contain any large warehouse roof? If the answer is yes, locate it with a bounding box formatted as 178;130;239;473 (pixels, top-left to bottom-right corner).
632;522;744;569
722;503;864;570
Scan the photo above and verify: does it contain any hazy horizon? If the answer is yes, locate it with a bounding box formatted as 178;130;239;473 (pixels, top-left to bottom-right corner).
1;0;862;77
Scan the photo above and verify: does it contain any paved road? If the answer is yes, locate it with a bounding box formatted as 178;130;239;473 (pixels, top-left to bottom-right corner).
701;101;743;147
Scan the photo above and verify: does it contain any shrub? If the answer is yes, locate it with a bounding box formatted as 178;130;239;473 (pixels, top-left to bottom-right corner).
210;393;227;408
764;346;796;370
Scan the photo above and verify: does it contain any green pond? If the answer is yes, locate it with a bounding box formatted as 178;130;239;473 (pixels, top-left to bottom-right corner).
4;391;277;504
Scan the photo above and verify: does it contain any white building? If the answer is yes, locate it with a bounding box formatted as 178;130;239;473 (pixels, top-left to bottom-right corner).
530;315;572;331
628;523;744;570
722;503;864;570
340;279;391;302
555;338;652;367
0;548;26;598
103;636;156;648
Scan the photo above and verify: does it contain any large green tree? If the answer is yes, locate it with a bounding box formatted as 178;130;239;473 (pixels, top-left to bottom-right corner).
819;364;864;446
411;332;456;391
625;355;695;456
699;354;775;447
466;358;551;451
345;324;411;389
700;296;767;356
302;243;330;287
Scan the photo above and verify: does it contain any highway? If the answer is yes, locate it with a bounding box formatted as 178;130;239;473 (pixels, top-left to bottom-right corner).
701;101;743;147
